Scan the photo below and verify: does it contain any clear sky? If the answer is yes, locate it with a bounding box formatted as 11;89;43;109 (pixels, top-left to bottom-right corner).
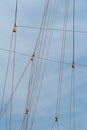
0;0;87;130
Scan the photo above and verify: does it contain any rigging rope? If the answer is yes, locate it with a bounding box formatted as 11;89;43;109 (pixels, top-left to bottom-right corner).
14;0;18;26
21;61;35;130
69;0;76;130
0;60;31;120
27;0;61;128
50;0;69;130
5;109;8;130
0;47;87;68
16;25;87;34
0;0;77;130
9;32;17;130
0;0;18;122
73;0;75;65
21;0;50;129
20;0;62;129
56;0;69;117
69;68;75;130
0;33;14;113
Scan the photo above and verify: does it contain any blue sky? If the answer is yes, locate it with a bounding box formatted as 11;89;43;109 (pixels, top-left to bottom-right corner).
0;0;87;130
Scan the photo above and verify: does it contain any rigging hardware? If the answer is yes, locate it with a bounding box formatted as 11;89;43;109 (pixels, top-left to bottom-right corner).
13;26;16;33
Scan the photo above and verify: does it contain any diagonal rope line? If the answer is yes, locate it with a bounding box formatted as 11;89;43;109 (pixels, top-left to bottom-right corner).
0;60;31;120
20;0;51;130
56;0;69;115
0;47;87;67
0;33;14;112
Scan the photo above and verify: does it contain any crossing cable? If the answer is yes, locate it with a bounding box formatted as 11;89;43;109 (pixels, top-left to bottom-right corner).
16;25;87;34
41;1;63;129
23;0;69;129
48;0;63;129
0;60;31;120
20;5;49;112
30;0;56;109
27;0;57;129
21;31;45;130
0;7;53;120
34;0;50;53
25;62;36;112
31;0;50;54
21;0;51;129
30;0;49;99
0;0;19;121
23;0;58;114
0;0;18;124
0;33;14;113
28;0;59;128
1;0;18;130
26;60;38;111
0;47;87;68
21;61;36;130
20;0;55;129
